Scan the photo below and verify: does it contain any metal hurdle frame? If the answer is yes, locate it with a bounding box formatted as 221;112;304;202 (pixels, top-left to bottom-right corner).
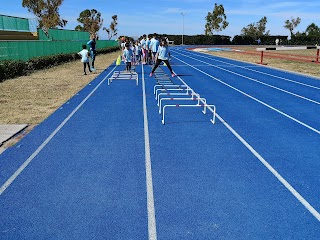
158;95;207;114
108;71;138;85
153;73;216;125
157;92;199;106
153;84;188;95
162;104;216;125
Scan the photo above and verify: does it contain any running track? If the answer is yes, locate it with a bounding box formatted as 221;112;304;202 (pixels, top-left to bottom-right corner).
0;46;319;239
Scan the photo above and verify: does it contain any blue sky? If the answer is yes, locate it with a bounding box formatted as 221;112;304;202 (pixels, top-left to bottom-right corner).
2;0;320;39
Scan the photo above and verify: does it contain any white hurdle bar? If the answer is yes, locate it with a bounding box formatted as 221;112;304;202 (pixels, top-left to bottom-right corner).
108;71;138;85
153;84;188;95
161;103;216;125
158;96;207;114
155;88;193;100
157;92;199;106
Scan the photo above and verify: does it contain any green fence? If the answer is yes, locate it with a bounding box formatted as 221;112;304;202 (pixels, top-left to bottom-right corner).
38;28;90;41
0;40;119;61
0;15;30;31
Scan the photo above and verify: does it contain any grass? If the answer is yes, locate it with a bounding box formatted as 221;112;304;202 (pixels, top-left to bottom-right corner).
0;51;121;125
196;46;320;77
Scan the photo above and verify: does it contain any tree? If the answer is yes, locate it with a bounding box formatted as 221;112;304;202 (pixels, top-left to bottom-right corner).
204;3;229;35
284;17;301;37
22;0;67;28
75;9;103;34
103;15;118;40
305;23;320;37
241;16;269;37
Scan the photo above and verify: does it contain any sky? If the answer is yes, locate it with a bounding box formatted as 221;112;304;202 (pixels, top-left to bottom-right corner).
1;0;320;40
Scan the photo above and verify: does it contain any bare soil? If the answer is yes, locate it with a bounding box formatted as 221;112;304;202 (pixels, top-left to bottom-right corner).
0;50;121;151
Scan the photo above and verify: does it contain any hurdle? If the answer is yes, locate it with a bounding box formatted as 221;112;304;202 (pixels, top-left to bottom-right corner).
155;87;193;100
158;96;207;114
256;46;320;65
161;103;216;125
108;71;138;85
157;92;200;106
150;65;217;125
154;84;188;95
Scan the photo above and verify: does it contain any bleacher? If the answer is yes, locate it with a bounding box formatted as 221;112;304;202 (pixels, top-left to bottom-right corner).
0;14;38;40
0;30;38;40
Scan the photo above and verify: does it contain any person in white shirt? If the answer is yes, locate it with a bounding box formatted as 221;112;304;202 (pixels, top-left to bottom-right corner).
140;34;147;64
146;35;152;64
78;44;92;75
149;38;175;77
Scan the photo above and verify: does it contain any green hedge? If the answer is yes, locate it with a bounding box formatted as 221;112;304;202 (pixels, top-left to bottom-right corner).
0;46;119;82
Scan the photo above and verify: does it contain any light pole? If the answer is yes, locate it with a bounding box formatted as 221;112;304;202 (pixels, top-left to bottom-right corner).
181;12;185;45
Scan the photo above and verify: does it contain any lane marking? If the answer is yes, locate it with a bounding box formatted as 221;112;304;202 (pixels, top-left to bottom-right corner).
172;50;320;105
142;64;158;240
172;55;320;135
215;113;320;221
0;66;117;196
172;53;320;221
176;48;320;90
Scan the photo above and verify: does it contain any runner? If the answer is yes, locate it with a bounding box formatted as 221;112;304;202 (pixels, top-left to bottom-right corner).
149;38;175;77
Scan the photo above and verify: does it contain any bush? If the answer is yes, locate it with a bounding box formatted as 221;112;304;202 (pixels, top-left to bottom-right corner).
0;60;26;82
0;46;119;82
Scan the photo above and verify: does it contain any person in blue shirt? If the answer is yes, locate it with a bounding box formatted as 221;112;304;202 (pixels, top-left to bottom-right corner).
149;38;175;77
149;34;160;64
123;43;133;72
87;34;97;71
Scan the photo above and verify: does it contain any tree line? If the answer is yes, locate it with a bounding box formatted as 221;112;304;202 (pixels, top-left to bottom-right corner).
21;0;320;44
22;0;117;40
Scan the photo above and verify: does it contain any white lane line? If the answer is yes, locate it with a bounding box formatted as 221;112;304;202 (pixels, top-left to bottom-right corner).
215;113;320;221
142;64;158;240
173;56;320;135
176;48;320;90
172;50;320;105
0;66;117;196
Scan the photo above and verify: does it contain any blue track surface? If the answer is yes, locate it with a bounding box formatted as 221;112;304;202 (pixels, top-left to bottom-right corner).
1;46;319;239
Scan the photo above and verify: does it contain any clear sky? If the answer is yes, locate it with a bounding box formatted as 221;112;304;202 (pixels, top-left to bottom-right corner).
1;0;320;39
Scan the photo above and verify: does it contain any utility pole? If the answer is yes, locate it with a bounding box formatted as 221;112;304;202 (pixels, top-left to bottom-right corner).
181;12;185;45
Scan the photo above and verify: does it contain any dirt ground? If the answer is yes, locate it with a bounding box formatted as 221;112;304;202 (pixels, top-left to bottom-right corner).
0;50;121;151
193;46;320;77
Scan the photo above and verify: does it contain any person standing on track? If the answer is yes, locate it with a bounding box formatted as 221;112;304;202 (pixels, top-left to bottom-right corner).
123;43;133;72
140;34;147;64
149;38;175;77
149;34;160;64
146;35;152;64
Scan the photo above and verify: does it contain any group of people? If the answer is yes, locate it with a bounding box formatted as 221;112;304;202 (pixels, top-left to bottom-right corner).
78;34;97;75
121;34;175;77
78;33;175;77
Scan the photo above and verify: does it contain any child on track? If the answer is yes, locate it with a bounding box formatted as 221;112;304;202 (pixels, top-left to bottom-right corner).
78;44;92;75
149;38;175;77
123;43;133;72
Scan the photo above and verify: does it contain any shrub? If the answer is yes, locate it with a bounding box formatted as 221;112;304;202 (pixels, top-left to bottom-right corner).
0;46;119;82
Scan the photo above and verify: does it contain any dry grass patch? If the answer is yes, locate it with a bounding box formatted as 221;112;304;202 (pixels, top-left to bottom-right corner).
199;46;320;78
0;51;121;125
